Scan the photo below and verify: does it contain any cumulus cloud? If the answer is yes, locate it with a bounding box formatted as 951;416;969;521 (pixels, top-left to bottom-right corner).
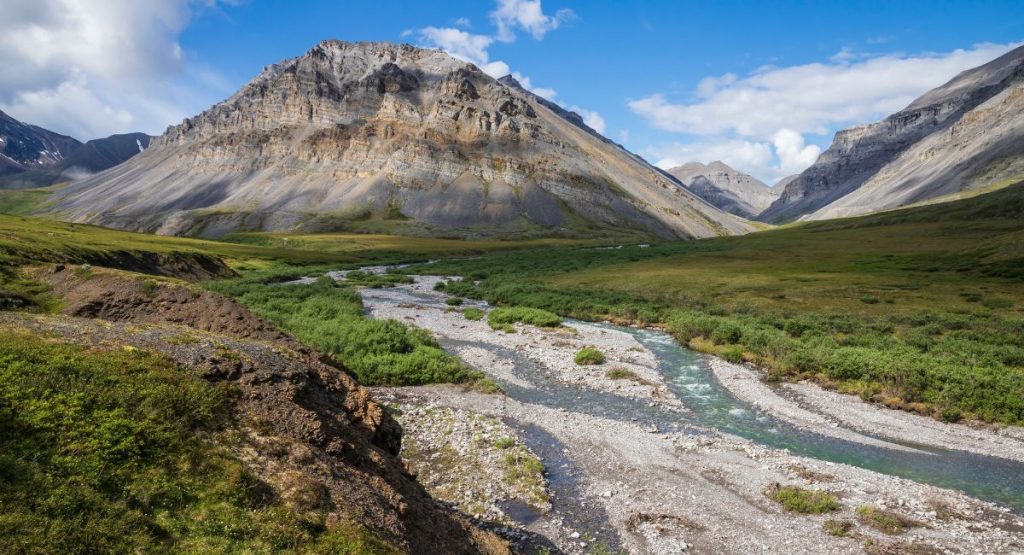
630;42;1020;138
491;0;575;42
649;140;773;178
0;0;229;139
569;105;606;134
772;129;821;174
418;27;495;67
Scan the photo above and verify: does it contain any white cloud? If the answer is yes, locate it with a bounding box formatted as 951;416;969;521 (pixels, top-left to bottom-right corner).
0;0;229;139
569;105;606;134
649;140;773;178
418;27;494;67
491;0;575;42
629;41;1020;138
772;129;821;174
416;2;571;100
453;17;472;29
510;72;556;99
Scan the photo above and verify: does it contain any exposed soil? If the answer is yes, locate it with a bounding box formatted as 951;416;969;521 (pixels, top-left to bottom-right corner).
7;268;510;554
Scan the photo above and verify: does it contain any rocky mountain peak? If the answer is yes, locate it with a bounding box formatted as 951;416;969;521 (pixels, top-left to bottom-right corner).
667;160;780;219
52;39;751;239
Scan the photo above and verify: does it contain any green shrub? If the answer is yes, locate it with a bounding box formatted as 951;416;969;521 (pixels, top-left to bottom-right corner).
766;484;841;514
721;345;744;363
981;297;1013;309
823;519;853;537
445;296;463;306
856;506;919;534
575;347;605;365
208;272;483;387
462;308;484;321
345;272;413;288
711;322;743;345
493;437;515;449
606;367;638;380
487;306;562;331
860;295;880;304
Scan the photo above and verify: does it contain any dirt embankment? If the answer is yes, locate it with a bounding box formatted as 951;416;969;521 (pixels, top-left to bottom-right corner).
23;267;508;554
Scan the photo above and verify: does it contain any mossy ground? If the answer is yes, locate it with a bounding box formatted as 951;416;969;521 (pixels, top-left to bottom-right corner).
0;331;395;554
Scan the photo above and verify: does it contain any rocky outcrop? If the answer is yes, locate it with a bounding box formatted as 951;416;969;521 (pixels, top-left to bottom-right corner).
48;40;752;239
761;44;1024;223
668;161;781;219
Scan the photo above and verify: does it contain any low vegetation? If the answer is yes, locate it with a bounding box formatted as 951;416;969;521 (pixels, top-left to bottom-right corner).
856;506;920;534
343;271;414;288
462;307;485;321
574;346;606;365
486;306;562;332
500;451;548;506
207;271;489;388
0;331;393;553
766;484;841;514
403;184;1024;424
823;519;853;537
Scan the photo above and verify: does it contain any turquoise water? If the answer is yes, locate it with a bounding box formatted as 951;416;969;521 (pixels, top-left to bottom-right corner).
610;322;1024;514
356;274;1024;515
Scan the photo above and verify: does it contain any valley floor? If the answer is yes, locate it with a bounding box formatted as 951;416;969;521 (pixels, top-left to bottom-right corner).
361;274;1024;554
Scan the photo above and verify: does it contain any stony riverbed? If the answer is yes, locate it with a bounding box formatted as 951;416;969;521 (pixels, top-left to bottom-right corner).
352;273;1024;554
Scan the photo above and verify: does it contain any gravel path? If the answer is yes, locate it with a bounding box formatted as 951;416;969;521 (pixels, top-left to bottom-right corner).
356;275;1024;554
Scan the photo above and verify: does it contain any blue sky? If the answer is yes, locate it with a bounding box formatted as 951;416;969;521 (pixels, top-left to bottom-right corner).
3;1;1023;183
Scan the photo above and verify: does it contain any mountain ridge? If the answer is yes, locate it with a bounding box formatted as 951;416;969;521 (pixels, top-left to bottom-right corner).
667;160;780;219
47;39;752;239
760;43;1024;223
0;109;152;189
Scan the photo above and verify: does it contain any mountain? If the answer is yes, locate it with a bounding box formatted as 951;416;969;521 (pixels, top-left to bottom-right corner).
667;161;780;218
58;133;152;175
761;44;1024;223
48;40;752;239
0;109;81;179
0;109;152;189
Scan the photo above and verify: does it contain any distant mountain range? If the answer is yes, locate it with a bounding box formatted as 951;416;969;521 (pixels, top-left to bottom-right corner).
667;161;783;219
0;109;151;189
761;43;1024;223
47;40;751;239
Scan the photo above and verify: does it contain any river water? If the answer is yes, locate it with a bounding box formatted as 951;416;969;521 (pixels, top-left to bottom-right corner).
331;269;1024;514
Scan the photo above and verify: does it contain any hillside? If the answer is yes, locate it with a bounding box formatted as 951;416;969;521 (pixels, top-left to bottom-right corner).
0;109;81;180
668;161;781;218
0;109;152;189
761;44;1024;223
47;40;752;240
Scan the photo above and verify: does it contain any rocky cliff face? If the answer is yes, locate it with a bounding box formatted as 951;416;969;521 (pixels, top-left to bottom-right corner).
668;161;780;219
760;44;1024;223
49;40;751;239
